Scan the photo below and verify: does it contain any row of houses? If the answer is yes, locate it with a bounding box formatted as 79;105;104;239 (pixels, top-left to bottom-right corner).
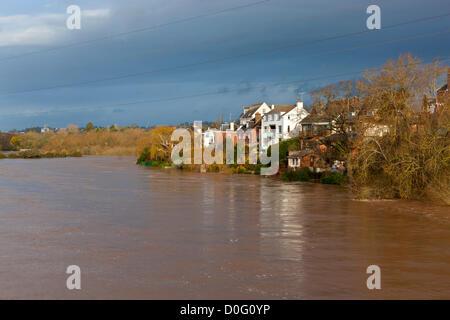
200;68;449;172
200;98;358;172
201;100;309;150
236;100;310;150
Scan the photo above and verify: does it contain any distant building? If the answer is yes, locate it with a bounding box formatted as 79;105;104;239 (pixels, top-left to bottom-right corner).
437;68;449;96
41;125;50;133
219;121;235;132
299;114;331;137
203;122;237;149
236;112;261;145
435;67;449;113
287;149;324;171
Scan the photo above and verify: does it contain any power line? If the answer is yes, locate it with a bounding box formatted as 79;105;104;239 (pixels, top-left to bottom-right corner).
0;0;271;62
103;29;449;88
6;56;448;118
2;15;449;98
32;4;371;74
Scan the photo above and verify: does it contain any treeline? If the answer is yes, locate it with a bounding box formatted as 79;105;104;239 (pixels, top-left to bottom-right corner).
5;125;156;157
0;133;15;151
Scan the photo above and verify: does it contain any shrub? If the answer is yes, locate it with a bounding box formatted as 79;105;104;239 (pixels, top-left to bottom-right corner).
281;167;310;182
69;151;82;158
207;164;222;172
136;147;151;165
320;171;346;185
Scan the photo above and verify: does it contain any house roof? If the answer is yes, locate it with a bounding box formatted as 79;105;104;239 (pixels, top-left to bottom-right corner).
287;149;314;158
241;102;265;119
438;83;448;92
248;117;262;129
267;105;296;115
300;114;330;124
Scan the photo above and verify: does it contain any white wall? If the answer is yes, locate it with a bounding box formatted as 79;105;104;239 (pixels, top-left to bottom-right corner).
260;101;309;150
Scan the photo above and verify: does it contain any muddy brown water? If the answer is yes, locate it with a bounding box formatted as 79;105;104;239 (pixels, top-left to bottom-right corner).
0;156;448;299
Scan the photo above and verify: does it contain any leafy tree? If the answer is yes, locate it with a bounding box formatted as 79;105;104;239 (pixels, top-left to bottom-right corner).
137;126;175;163
9;136;22;150
85;122;95;131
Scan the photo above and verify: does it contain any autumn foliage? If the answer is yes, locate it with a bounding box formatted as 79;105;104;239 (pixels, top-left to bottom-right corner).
12;126;162;156
349;54;450;204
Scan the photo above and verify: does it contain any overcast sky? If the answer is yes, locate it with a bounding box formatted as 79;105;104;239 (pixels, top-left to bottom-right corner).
0;0;449;130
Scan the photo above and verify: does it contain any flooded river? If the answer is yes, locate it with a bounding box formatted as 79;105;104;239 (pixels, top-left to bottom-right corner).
0;156;448;299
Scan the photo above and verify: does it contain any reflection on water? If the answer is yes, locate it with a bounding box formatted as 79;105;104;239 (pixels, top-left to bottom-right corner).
0;156;448;299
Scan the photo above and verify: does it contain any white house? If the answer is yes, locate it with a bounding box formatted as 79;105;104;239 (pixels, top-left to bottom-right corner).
41;125;50;133
203;128;218;148
260;100;309;150
203;123;236;148
238;102;272;130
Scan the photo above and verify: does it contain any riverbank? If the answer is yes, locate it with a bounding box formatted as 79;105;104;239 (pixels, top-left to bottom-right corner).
137;159;348;187
0;149;82;159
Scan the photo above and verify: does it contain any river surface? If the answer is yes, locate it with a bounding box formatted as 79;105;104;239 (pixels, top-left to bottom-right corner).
0;156;448;299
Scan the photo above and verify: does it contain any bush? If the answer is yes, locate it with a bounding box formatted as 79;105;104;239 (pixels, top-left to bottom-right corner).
15;150;41;159
320;171;346;185
69;151;82;158
207;164;222;172
253;163;262;175
281;167;310;182
136;147;151;165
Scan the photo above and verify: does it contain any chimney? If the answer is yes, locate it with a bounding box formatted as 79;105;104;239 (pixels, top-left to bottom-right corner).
230;121;235;131
255;112;261;123
271;104;275;109
296;99;303;109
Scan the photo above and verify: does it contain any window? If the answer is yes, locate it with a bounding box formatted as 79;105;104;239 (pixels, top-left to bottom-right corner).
288;125;290;133
278;125;282;133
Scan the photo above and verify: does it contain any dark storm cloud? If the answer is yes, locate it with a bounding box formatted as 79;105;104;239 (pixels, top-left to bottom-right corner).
0;0;449;130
